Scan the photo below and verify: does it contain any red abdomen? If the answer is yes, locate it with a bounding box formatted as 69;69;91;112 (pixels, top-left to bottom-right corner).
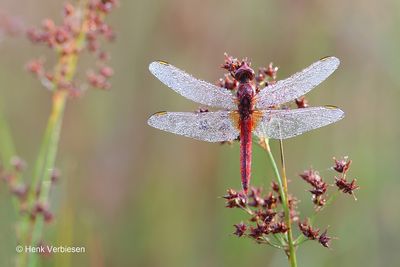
240;117;252;193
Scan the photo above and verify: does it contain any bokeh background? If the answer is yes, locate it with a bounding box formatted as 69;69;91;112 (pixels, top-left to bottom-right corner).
0;0;399;266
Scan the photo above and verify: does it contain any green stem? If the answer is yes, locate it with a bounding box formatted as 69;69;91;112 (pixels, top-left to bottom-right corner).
0;103;21;211
18;4;88;265
262;139;297;267
26;90;68;267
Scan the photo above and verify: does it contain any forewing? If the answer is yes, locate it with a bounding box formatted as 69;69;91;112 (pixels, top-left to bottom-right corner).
256;57;340;109
147;111;239;142
254;106;344;139
149;61;236;109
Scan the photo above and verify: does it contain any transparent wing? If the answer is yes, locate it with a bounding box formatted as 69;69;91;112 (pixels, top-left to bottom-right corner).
147;111;239;142
149;61;236;109
254;106;344;139
255;57;340;109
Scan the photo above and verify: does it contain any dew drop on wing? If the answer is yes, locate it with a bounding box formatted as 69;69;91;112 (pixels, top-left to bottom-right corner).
255;57;340;108
253;107;345;139
149;61;237;109
147;111;240;142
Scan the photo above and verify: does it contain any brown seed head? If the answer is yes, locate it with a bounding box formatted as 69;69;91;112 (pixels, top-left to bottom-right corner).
233;222;247;237
318;229;332;248
298;220;320;240
333;157;352;174
295;96;309;108
335;177;359;196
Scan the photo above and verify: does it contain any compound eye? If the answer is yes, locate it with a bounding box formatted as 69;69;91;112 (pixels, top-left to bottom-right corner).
234;63;255;82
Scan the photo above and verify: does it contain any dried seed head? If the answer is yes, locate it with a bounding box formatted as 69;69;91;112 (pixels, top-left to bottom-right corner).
248;187;265;207
99;66;114;77
335;177;359;196
233;222;247;237
300;168;328;207
26;59;44;76
298;219;320;240
41;19;55;32
270;222;288;234
217;74;238;90
333;156;352;174
63;3;75;17
295;96;309;108
249;223;269;239
251;209;276;224
318;229;332;248
312;195;326;207
270;181;280;193
299;169;323;188
221;52;241;73
223;189;247;208
10;156;26;172
265;63;278;80
26;0;117;92
263;192;277;209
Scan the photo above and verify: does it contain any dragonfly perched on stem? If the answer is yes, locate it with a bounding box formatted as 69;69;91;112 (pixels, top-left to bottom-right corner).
147;56;344;193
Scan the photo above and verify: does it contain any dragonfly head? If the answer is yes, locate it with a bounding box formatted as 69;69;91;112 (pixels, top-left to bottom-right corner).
234;62;255;83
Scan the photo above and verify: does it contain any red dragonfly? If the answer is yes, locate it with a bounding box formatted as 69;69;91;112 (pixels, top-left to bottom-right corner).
147;57;344;193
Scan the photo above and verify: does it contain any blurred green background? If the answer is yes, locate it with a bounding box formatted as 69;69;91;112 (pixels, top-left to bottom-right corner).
0;0;399;266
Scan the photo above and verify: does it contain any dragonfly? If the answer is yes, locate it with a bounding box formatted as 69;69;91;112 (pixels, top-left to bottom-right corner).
147;57;344;193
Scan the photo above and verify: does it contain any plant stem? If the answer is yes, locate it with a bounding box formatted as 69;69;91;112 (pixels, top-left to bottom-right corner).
26;90;68;267
17;3;89;266
262;138;297;267
0;103;21;211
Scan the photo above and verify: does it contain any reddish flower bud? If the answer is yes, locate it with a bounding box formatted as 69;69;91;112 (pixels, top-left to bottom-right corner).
98;51;110;61
10;156;27;172
263;192;277;209
270;181;280;193
63;3;75;17
223;189;247;208
41;19;55;32
248;187;264;207
221;53;241;73
335;177;359;196
318;229;332;248
26;59;44;76
295;96;309;108
298;220;320;240
270;222;288;234
233;222;247;237
333;157;352;174
265;63;278;80
249;223;268;239
100;66;114;77
54;27;70;44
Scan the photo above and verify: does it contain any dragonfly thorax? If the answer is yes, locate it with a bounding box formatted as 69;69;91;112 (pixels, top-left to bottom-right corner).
237;83;255;120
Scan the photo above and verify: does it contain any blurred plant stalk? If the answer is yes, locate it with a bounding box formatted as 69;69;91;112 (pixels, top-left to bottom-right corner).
0;103;22;210
17;8;88;267
262;138;298;267
11;0;118;266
